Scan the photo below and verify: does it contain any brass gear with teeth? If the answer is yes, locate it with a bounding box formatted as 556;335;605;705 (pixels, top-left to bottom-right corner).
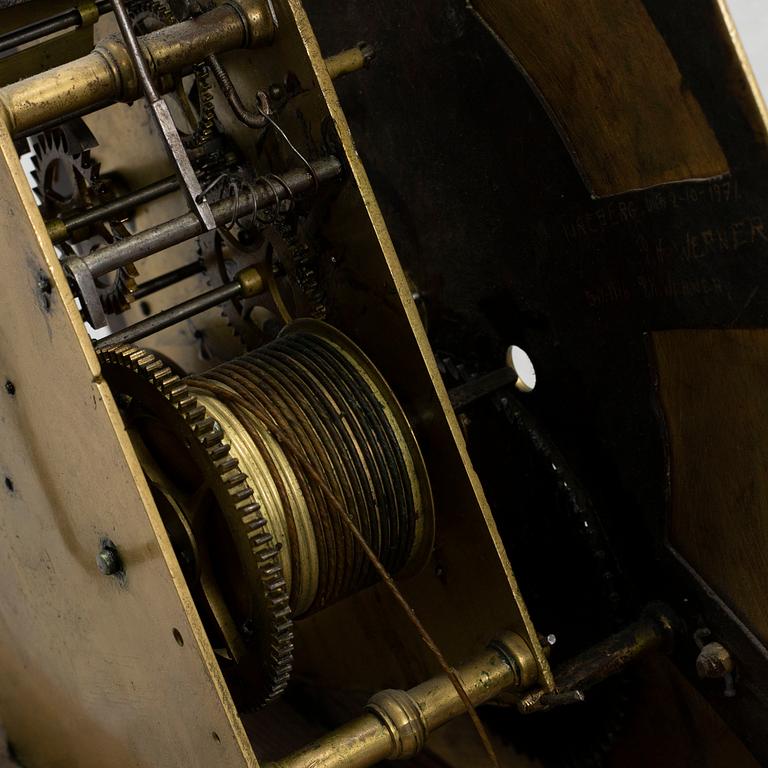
30;123;139;316
197;229;266;349
30;124;100;221
98;344;294;706
197;223;327;351
126;0;175;31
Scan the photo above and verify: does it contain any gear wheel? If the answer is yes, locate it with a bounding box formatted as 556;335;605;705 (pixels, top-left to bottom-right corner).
437;353;632;766
291;240;328;320
197;222;327;351
263;225;328;322
30;124;99;220
30;124;139;315
95;261;140;316
126;0;175;31
198;229;266;348
98;344;294;706
128;0;219;164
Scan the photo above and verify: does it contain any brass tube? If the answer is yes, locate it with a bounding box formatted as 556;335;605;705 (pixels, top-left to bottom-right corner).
267;632;537;768
325;44;374;81
410;635;530;732
0;0;276;136
274;714;389;768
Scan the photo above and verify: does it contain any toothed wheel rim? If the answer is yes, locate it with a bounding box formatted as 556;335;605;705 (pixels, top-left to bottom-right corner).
31;126;139;315
30;128;99;218
198;229;265;348
197;225;327;351
98;344;294;706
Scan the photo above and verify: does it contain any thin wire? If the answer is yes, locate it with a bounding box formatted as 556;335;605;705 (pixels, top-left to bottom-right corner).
198;172;229;199
226;178;241;230
195;380;501;768
245;181;261;230
257;103;320;193
259;175;282;224
270;173;295;213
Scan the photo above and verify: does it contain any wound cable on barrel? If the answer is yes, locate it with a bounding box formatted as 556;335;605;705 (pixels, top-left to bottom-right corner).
187;325;499;767
188;327;431;615
193;377;500;768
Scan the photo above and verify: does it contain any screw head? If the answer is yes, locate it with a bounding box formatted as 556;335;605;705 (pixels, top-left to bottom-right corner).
97;542;121;576
696;641;734;679
268;83;286;102
357;42;376;66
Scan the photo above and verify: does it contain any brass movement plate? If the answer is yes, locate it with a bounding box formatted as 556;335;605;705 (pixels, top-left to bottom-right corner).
0;1;550;765
84;0;552;705
0;116;259;765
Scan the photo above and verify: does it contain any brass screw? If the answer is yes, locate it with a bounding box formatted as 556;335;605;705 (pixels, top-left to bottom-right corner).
696;642;734;679
97;540;122;576
357;42;376;67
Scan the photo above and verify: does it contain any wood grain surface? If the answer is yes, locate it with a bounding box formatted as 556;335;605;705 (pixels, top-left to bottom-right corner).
653;329;768;647
473;0;729;196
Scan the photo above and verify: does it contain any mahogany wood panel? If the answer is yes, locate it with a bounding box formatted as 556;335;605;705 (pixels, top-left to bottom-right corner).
473;0;729;196
653;329;768;646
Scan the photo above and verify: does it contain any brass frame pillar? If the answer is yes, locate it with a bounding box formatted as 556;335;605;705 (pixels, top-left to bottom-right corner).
0;0;276;136
268;632;537;768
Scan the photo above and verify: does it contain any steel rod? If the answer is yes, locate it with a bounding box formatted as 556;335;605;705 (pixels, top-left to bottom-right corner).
554;604;677;692
133;260;205;300
0;1;112;55
108;0;159;100
80;156;341;278
449;368;518;411
48;175;180;243
108;0;215;229
95;281;241;349
516;604;679;714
